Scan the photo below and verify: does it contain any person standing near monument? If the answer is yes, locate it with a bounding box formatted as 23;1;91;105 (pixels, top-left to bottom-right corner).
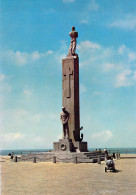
104;148;108;160
60;107;69;139
68;26;78;56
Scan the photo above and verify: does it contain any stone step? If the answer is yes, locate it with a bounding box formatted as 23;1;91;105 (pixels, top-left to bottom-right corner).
78;158;97;163
84;152;105;155
19;151;105;163
84;154;105;158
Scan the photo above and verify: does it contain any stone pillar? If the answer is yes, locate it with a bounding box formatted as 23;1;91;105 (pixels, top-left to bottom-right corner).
62;55;80;143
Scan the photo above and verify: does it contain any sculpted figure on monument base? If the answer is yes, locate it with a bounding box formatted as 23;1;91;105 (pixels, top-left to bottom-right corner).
68;26;78;56
60;107;69;139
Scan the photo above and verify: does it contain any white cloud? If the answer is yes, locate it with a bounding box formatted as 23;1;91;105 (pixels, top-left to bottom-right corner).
0;108;60;137
46;50;53;55
30;114;43;123
7;50;28;65
0;79;11;105
79;0;99;24
103;63;114;72
88;0;99;11
0;82;11;93
3;50;53;66
15;51;28;65
57;134;62;139
0;107;60;149
77;41;101;52
109;15;136;30
128;52;136;62
133;71;136;79
77;41;113;69
0;132;25;149
80;19;88;24
48;113;59;120
56;53;66;64
32;136;47;145
77;40;136;88
91;130;113;142
55;41;68;65
31;51;41;60
118;45;126;55
118;45;136;62
115;69;136;87
0;74;5;81
13;132;24;139
0;132;51;150
23;89;32;97
0;109;44;133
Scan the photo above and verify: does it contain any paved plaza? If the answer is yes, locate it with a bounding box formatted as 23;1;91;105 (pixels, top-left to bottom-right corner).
1;154;136;195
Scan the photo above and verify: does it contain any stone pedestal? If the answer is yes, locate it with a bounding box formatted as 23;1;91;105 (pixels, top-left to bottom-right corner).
53;139;74;152
74;141;88;152
53;139;87;152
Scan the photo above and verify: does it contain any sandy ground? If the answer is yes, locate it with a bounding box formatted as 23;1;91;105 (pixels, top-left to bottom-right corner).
1;154;136;195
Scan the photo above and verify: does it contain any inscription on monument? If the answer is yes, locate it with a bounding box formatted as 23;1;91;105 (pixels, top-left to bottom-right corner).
63;66;73;98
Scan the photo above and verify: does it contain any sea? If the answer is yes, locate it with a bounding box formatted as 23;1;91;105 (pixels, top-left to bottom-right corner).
0;148;136;156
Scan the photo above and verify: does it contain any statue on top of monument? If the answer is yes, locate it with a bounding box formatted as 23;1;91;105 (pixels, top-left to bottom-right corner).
67;26;78;56
60;107;69;139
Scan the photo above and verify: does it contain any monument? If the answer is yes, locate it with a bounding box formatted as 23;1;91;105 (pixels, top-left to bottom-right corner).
20;27;105;163
53;27;88;153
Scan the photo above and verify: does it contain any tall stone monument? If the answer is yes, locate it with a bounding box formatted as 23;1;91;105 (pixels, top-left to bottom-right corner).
54;27;88;152
21;27;105;163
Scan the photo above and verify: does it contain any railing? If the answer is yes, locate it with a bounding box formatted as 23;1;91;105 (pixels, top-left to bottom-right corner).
107;148;136;154
8;148;136;156
9;149;53;156
88;148;136;154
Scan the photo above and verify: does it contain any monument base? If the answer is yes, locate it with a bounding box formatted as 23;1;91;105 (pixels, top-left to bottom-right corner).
53;138;88;152
74;141;88;152
53;139;74;152
20;151;105;163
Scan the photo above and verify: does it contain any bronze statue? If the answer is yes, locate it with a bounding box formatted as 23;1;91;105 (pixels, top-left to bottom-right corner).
68;26;78;56
60;107;69;139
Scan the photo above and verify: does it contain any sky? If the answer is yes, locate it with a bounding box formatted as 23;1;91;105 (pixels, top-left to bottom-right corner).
0;0;136;150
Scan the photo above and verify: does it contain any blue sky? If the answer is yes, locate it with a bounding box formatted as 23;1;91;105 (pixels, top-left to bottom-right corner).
0;0;136;149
